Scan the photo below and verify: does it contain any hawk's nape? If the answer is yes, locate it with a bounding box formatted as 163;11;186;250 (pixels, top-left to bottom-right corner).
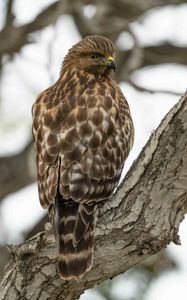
32;35;134;280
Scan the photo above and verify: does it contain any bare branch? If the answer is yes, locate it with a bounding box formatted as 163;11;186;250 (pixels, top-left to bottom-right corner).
0;93;187;300
87;0;186;22
70;0;94;37
127;78;183;96
116;44;187;82
0;0;69;56
0;140;36;200
4;0;15;27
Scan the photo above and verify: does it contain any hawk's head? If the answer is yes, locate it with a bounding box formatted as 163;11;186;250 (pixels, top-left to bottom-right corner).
63;35;116;76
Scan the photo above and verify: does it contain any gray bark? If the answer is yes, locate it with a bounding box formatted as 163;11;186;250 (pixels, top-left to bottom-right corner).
0;93;187;300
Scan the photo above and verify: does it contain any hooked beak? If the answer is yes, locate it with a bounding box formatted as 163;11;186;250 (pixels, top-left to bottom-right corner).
106;56;116;72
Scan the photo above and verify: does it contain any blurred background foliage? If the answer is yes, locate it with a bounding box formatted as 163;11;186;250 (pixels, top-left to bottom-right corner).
0;0;187;299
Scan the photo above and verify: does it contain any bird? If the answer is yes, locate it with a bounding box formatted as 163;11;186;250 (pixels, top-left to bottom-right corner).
32;35;134;281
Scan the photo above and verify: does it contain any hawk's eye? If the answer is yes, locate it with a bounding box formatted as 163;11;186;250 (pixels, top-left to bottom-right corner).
89;53;100;59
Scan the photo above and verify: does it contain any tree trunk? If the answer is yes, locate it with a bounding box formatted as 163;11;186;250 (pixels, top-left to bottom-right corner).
0;93;187;300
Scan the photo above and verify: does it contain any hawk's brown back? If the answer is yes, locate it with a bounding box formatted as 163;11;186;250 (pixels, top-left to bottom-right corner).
32;35;134;280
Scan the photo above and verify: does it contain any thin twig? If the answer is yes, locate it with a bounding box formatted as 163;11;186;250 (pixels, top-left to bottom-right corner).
5;0;15;27
128;78;182;96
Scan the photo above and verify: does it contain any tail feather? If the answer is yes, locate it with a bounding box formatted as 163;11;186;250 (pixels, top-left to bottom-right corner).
73;203;94;245
51;195;96;280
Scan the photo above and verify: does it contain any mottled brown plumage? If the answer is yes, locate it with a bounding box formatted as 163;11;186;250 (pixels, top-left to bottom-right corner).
32;35;134;280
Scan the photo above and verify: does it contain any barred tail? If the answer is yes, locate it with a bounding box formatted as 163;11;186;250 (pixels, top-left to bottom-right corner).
50;196;96;280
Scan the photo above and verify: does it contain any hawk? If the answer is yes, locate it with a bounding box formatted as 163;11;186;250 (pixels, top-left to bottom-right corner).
32;35;134;280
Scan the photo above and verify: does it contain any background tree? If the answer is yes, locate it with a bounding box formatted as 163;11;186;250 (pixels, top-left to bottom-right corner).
0;1;187;299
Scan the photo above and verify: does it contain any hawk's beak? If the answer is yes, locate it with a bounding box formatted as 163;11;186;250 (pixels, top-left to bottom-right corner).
106;56;116;72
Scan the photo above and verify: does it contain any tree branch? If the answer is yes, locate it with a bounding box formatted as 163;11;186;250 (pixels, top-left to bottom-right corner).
4;0;15;27
0;141;36;200
0;93;187;299
126;78;183;96
116;44;187;82
0;0;69;56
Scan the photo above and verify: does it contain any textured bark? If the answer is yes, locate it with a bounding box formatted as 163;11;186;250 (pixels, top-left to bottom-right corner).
0;247;9;281
0;93;187;300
